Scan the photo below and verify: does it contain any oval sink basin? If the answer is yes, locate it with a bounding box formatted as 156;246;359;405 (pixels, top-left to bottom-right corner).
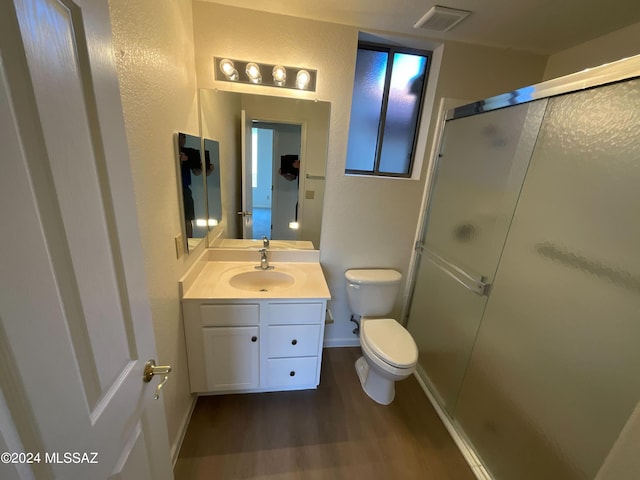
229;270;295;292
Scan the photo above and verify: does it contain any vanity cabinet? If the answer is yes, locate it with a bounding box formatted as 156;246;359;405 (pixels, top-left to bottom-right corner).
182;300;326;394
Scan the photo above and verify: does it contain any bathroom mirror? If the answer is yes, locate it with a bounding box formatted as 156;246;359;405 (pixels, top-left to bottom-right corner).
199;89;330;248
175;132;222;253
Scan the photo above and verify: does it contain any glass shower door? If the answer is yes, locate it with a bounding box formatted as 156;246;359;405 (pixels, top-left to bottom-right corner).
408;99;548;415
453;78;640;479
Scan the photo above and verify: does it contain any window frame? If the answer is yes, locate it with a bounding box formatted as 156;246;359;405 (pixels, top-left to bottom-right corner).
345;41;433;178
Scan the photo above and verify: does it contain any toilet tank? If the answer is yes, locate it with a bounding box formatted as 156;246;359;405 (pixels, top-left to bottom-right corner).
345;269;402;317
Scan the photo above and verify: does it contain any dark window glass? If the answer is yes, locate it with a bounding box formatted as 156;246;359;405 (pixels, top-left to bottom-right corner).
346;44;431;177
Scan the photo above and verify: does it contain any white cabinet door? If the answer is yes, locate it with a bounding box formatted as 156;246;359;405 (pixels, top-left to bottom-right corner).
203;327;260;390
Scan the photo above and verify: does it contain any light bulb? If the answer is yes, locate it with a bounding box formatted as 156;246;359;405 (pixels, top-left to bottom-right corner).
219;59;238;80
296;69;310;89
245;62;262;83
272;65;287;86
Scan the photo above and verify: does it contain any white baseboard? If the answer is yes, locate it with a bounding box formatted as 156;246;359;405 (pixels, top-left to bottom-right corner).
413;366;493;480
171;394;198;468
323;338;360;348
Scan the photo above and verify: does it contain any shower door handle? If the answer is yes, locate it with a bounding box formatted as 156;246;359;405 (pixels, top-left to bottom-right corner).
423;249;491;297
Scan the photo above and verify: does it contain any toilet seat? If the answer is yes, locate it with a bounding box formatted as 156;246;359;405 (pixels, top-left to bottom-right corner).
361;318;418;369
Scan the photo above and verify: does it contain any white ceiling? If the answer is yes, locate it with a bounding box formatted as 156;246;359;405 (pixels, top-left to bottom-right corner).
204;0;640;55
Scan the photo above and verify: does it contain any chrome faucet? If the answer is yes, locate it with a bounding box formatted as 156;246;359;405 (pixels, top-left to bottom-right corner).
262;236;270;248
256;248;274;270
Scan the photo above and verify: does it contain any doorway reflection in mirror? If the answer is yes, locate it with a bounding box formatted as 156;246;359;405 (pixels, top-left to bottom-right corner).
252;123;302;241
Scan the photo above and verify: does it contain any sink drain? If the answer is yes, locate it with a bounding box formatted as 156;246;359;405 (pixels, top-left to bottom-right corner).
260;288;268;292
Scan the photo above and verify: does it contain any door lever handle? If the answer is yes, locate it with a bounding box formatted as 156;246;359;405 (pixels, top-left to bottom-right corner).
143;360;172;400
236;211;253;216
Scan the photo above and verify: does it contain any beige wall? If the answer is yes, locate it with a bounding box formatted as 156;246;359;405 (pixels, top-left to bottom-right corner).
436;41;547;102
193;2;547;345
544;21;640;80
108;0;199;461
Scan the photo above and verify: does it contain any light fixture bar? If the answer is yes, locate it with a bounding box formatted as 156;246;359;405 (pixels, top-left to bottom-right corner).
214;57;317;91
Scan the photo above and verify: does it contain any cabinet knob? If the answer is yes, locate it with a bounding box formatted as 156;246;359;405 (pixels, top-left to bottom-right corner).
291;339;297;345
289;371;296;377
251;336;257;342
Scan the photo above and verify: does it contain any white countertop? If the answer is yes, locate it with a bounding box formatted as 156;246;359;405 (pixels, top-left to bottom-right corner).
181;260;331;300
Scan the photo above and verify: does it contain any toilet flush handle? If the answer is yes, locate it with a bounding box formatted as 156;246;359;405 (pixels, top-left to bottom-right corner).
348;283;360;290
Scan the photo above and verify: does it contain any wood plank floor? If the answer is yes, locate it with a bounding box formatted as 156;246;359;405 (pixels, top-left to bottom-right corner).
174;347;476;480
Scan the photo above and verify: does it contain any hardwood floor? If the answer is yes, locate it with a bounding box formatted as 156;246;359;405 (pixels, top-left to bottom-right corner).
174;347;476;480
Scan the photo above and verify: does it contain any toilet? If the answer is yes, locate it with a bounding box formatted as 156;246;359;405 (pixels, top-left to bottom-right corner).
345;269;418;405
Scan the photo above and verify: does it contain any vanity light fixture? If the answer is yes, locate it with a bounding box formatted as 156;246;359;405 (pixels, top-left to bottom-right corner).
214;57;317;91
245;62;262;84
288;221;299;230
196;218;219;227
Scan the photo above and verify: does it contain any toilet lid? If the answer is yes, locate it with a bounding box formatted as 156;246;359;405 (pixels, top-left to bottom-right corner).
362;319;418;368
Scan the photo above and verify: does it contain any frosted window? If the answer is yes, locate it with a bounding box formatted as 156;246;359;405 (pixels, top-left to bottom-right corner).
346;44;431;177
379;53;427;174
345;49;387;172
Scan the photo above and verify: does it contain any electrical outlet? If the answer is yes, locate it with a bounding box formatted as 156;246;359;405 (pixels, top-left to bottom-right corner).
175;234;184;258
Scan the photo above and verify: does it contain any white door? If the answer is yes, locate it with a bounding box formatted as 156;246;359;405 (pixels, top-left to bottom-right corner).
0;1;172;479
240;110;254;239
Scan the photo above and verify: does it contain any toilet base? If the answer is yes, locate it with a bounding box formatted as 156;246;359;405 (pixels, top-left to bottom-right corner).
355;356;395;405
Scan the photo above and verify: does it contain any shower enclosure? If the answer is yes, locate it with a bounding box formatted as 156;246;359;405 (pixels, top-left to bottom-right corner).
407;56;640;480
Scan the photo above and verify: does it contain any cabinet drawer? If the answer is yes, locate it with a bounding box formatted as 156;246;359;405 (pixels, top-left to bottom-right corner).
267;325;321;358
200;304;259;327
266;357;318;388
268;303;323;325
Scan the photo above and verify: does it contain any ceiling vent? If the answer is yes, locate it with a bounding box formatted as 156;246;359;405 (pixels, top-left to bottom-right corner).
413;5;471;32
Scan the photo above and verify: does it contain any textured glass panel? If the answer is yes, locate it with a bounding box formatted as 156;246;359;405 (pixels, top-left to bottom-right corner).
378;53;427;174
408;258;488;415
454;79;640;480
345;49;387;172
424;100;548;280
408;99;547;422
